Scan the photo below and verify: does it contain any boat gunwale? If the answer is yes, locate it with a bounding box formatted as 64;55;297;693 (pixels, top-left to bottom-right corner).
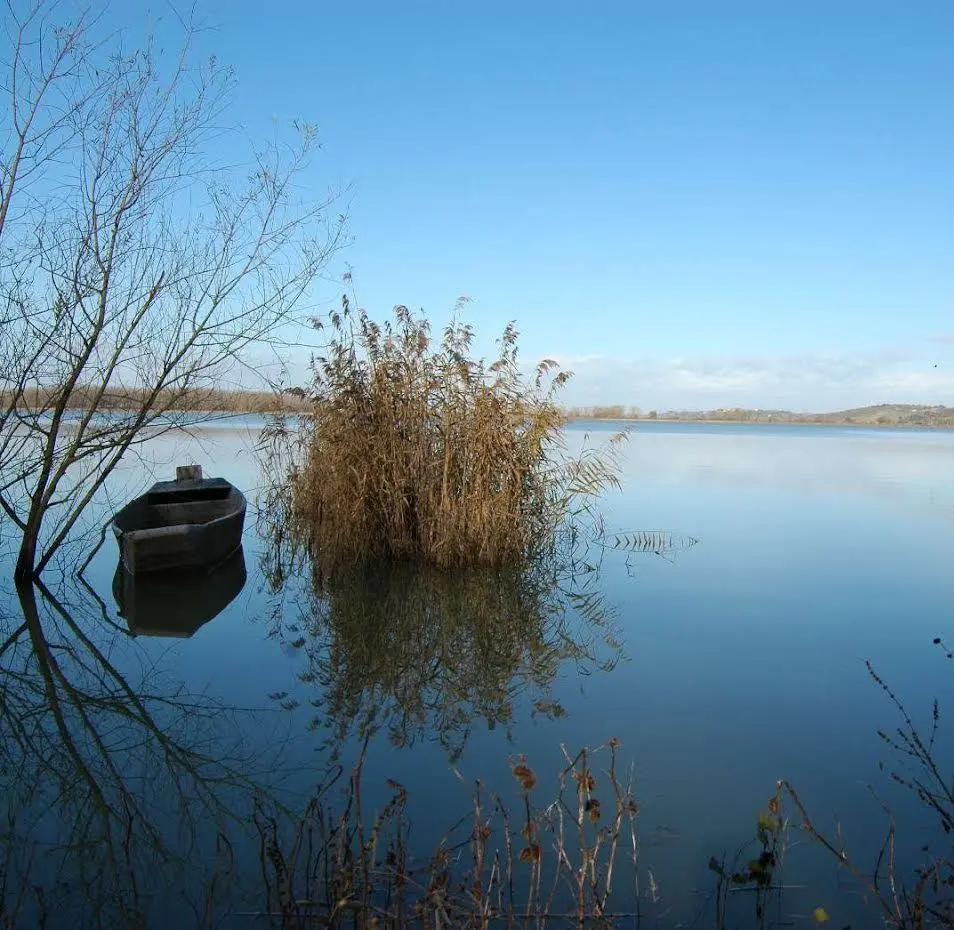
112;482;246;536
110;478;247;574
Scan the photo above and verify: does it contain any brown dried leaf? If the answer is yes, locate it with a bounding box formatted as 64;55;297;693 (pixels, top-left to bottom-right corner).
519;843;541;863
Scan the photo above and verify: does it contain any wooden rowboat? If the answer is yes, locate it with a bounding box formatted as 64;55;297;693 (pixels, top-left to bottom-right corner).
111;466;246;574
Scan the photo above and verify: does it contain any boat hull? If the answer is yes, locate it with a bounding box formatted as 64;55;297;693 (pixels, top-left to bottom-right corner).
111;477;247;574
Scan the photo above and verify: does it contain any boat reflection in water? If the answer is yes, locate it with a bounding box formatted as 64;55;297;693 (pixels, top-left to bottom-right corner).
112;545;247;637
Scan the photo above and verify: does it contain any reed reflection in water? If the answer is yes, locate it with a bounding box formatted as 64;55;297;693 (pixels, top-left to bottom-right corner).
257;496;632;761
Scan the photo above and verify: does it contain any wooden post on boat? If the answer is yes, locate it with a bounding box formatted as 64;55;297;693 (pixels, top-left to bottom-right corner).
176;464;203;482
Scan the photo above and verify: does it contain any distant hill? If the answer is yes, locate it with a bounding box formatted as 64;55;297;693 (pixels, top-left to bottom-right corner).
803;404;954;426
565;404;954;428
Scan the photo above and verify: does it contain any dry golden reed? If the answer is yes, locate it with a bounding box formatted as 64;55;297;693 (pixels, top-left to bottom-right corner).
288;298;624;572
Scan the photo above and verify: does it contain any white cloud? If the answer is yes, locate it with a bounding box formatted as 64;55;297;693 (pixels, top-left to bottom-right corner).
550;349;954;412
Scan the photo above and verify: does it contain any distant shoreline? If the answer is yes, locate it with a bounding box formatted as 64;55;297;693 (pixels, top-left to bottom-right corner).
65;412;954;431
568;416;954;430
564;403;954;430
12;389;954;430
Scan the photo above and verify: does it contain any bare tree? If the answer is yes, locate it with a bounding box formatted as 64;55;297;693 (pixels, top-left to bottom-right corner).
0;0;344;582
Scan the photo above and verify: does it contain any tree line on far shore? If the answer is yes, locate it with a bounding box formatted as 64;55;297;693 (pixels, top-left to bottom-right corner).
13;386;952;428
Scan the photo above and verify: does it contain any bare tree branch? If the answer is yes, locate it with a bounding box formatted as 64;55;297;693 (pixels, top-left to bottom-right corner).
0;0;345;581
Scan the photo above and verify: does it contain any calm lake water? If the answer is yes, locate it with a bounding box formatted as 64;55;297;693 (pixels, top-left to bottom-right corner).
3;420;953;928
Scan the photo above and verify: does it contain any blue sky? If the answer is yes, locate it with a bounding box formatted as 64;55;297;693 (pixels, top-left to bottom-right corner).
154;2;952;409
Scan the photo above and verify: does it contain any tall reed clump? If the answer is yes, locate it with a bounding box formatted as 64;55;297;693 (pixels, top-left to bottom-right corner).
288;299;624;572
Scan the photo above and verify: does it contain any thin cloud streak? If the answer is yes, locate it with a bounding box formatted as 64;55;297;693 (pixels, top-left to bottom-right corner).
552;350;954;412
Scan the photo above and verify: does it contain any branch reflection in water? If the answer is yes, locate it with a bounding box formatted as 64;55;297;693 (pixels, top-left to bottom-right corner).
257;487;626;762
0;557;287;929
0;493;638;925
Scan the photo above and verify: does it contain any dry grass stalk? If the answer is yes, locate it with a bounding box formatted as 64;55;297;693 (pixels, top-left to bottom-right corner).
283;299;624;573
778;652;954;930
252;741;642;928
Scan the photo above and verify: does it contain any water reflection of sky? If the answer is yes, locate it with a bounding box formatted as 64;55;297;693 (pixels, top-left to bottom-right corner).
5;419;953;927
567;422;954;920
